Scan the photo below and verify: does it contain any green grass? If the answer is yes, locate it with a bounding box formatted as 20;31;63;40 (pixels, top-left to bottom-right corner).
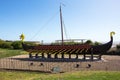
0;48;27;58
0;71;120;80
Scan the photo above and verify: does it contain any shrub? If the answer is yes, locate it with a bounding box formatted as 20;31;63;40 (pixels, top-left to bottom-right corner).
116;45;120;49
2;42;12;48
11;41;22;49
94;41;101;45
0;43;12;49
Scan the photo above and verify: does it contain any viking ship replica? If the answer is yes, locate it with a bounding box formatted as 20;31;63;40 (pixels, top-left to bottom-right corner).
20;5;115;60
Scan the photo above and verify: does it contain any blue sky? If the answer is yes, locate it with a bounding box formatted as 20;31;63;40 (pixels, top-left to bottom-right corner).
0;0;120;44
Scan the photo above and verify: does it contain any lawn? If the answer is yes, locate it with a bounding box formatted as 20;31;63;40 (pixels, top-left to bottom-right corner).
0;48;27;58
0;71;120;80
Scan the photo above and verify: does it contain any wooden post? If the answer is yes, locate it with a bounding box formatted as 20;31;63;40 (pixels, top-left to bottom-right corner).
29;53;33;58
83;52;86;60
99;53;102;60
41;53;45;58
76;53;78;59
35;53;39;58
55;53;58;59
47;53;51;58
91;48;93;61
61;53;64;59
69;53;71;59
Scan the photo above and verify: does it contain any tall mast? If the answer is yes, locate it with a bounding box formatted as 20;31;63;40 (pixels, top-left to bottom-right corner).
60;5;64;45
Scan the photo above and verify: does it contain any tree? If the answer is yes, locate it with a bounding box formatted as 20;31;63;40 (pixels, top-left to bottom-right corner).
85;40;93;45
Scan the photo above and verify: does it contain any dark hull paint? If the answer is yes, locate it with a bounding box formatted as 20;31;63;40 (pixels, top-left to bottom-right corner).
22;36;113;54
91;37;113;54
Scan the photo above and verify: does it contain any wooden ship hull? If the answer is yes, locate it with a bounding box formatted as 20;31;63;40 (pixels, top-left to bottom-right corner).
20;5;115;60
21;34;114;60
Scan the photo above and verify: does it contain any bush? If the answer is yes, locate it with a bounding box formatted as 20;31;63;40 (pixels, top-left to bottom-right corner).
0;42;12;49
116;45;120;49
2;42;12;48
94;41;101;45
11;41;22;49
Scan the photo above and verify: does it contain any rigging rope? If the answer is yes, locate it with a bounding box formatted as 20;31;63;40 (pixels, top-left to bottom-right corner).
62;17;71;40
29;3;71;42
30;11;59;41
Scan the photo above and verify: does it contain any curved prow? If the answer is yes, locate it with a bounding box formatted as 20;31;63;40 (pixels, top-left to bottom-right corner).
110;31;115;42
20;34;34;51
20;33;25;42
20;33;27;50
92;31;115;54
